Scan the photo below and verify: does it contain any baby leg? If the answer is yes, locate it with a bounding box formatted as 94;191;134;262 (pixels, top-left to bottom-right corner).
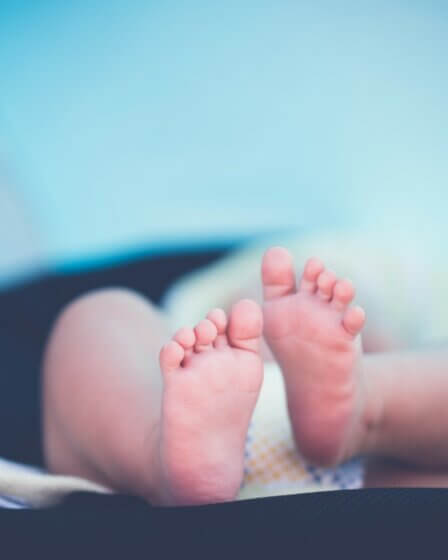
43;289;263;505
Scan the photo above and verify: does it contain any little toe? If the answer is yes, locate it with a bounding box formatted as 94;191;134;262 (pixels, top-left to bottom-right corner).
261;247;296;301
228;299;263;353
160;341;185;374
342;306;366;336
299;258;325;293
207;308;228;348
194;319;218;352
316;270;337;301
331;279;355;311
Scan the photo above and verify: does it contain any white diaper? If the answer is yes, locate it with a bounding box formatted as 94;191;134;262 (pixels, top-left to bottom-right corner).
237;362;363;500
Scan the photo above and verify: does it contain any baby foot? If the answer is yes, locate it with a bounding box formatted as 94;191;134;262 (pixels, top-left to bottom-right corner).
262;247;367;466
158;299;263;505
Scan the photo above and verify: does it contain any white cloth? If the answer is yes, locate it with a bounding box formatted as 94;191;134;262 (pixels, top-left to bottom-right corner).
0;457;110;509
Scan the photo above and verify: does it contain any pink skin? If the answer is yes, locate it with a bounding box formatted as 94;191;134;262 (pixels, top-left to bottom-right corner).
261;247;366;466
158;299;263;505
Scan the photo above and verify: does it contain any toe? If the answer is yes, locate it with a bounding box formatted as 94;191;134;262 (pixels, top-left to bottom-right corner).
160;341;185;373
261;247;296;301
299;258;325;293
173;326;196;363
207;308;227;333
316;270;337;301
342;306;366;336
228;299;263;353
331;279;355;310
173;327;196;349
194;319;218;352
207;308;228;348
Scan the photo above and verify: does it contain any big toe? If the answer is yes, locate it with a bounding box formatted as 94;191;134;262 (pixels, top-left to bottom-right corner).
261;247;296;301
228;299;263;353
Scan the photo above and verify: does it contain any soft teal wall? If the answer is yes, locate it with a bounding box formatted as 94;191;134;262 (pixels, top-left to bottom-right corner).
1;1;447;262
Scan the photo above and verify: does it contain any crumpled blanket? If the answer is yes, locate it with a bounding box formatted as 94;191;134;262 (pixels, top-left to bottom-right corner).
0;457;110;509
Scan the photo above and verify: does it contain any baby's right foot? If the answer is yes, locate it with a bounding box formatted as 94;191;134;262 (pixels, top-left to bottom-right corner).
157;300;263;506
262;247;368;466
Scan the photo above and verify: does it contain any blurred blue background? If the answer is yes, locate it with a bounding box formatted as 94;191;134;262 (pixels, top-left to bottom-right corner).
0;0;447;283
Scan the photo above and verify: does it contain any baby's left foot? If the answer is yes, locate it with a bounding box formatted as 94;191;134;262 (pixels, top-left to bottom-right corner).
262;247;369;466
